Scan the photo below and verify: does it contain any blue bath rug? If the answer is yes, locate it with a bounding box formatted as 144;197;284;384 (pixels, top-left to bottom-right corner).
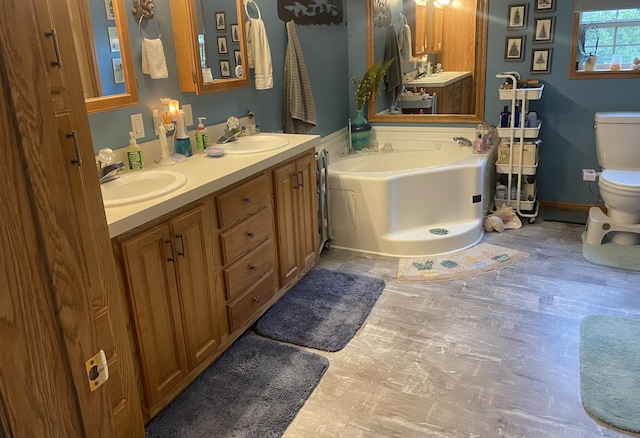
255;268;386;352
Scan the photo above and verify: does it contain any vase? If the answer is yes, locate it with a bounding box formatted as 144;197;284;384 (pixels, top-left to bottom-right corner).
350;109;371;151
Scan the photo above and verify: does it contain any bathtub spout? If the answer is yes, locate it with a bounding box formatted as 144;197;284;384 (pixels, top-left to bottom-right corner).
453;137;473;147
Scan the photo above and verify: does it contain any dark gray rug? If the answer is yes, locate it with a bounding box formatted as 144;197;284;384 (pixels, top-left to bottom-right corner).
145;335;328;438
580;315;640;434
255;268;386;352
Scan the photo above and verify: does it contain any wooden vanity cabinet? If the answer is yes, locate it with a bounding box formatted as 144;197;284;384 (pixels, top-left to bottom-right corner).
117;202;222;418
273;150;319;288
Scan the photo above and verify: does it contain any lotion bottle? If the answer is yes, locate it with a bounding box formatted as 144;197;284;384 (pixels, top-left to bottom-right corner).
195;117;209;152
126;131;144;171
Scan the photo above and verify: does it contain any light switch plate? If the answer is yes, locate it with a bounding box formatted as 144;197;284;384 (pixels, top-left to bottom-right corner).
182;104;194;127
130;113;145;139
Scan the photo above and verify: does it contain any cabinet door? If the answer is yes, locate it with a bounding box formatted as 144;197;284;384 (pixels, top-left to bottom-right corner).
170;205;222;370
121;225;189;410
274;161;301;286
295;152;319;273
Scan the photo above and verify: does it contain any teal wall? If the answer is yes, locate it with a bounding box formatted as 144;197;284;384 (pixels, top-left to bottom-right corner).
89;0;639;205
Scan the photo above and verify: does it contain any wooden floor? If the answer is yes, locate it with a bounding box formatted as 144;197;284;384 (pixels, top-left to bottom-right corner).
281;218;640;438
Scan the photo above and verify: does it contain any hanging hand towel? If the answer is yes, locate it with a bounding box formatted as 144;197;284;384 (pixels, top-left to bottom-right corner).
384;25;403;103
398;21;412;61
283;20;317;134
141;37;168;79
245;18;273;90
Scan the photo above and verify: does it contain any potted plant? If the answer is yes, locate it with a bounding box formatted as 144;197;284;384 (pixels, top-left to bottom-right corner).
349;58;395;150
579;23;599;71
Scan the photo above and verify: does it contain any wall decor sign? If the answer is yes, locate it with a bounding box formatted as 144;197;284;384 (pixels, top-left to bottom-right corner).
231;24;240;42
534;17;555;43
531;48;552;74
507;4;528;30
505;36;525;61
217;36;228;55
215;12;226;31
219;60;231;78
277;0;344;25
112;58;124;83
534;0;555;13
104;0;115;20
234;50;242;66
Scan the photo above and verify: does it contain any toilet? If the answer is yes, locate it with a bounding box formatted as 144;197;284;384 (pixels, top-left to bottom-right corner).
586;112;640;245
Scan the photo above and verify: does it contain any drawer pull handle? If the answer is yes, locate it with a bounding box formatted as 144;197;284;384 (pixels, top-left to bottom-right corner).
250;265;258;271
165;239;175;262
66;131;82;166
247;231;255;238
253;296;261;303
244;196;251;203
176;234;185;257
44;28;63;68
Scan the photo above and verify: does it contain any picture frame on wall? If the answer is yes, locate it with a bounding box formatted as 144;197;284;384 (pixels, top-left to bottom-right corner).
217;36;228;55
231;24;240;42
219;60;231;78
507;4;528;30
104;0;115;20
215;12;226;31
505;36;525;61
531;48;552;74
534;17;555;43
534;0;555;13
108;27;120;52
112;58;124;83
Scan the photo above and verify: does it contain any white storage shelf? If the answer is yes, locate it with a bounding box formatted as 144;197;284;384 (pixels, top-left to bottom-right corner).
494;193;537;211
495;160;538;176
497;121;541;139
498;85;544;101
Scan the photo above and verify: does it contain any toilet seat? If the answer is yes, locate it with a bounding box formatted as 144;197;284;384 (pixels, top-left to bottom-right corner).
600;169;640;194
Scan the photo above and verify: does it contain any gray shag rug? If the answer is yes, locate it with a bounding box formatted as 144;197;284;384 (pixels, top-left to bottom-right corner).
582;232;640;271
580;315;640;434
145;335;328;438
255;268;386;352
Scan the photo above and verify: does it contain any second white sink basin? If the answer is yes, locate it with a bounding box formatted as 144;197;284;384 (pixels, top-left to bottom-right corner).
101;170;187;207
224;134;290;155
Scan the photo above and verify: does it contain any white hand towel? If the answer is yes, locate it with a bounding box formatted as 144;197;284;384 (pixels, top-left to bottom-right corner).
399;24;412;61
245;18;273;90
142;37;168;79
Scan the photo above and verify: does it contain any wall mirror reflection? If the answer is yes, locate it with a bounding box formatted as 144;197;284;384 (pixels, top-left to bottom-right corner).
367;0;487;124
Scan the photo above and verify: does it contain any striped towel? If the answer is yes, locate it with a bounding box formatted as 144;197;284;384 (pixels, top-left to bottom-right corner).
283;20;317;134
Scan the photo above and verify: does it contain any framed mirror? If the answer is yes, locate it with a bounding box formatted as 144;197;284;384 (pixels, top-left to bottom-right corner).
366;0;487;124
69;0;138;113
171;0;249;94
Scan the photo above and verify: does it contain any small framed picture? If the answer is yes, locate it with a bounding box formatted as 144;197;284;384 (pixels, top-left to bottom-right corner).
217;36;228;55
505;36;525;61
531;48;552;74
215;12;226;31
234;49;242;66
507;4;528;30
231;24;240;42
104;0;115;20
219;60;231;78
534;0;555;13
108;27;120;52
112;58;124;83
534;17;555;43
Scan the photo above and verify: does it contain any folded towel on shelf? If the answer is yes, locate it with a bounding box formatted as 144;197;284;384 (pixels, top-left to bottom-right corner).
384;25;403;103
141;37;168;79
398;23;412;61
245;18;273;90
283;20;317;134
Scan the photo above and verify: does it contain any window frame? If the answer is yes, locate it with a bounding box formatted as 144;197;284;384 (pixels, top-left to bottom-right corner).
569;12;640;79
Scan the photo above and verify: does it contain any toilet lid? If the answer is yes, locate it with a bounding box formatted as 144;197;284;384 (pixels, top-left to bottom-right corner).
601;169;640;191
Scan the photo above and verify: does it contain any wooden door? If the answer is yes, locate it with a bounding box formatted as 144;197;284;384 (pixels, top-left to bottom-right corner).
120;224;189;412
171;204;222;369
274;161;301;286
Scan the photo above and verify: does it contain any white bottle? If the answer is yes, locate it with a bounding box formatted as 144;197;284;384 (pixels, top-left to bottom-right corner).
126;131;144;171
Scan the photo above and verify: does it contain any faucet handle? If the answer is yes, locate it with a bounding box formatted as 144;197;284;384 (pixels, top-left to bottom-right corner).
226;116;240;130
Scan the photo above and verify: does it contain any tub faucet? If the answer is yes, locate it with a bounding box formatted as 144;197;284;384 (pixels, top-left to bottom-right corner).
453;137;473;147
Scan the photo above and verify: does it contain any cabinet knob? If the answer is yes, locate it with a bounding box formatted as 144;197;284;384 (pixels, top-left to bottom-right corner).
253;296;261;303
244;196;251;203
247;231;255;238
250;265;258;271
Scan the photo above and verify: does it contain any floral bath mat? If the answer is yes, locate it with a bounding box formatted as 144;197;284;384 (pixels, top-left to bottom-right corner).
398;243;529;282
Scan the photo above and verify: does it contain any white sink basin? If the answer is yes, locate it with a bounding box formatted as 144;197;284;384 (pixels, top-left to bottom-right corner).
101;170;187;207
223;134;290;155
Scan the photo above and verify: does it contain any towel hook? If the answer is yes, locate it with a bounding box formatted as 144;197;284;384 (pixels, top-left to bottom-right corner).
244;0;261;20
139;15;161;38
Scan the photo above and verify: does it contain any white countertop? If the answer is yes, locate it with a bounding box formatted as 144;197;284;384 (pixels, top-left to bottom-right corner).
103;133;320;238
404;71;472;88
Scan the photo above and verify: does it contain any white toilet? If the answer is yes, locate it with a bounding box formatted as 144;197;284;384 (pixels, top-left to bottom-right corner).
586;112;640;245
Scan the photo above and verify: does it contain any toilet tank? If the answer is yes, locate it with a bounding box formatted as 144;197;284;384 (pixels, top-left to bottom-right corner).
595;112;640;168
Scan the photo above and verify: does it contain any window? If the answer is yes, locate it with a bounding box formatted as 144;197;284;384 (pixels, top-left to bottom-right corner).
570;4;640;79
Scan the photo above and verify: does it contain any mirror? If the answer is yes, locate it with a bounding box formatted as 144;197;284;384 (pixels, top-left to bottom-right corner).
68;0;138;112
366;0;487;123
170;0;249;94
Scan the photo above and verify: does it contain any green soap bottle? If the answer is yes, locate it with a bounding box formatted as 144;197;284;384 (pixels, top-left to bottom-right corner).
126;131;144;171
195;117;209;152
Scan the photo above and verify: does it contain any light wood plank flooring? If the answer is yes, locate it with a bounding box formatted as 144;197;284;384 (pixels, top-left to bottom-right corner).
281;218;640;437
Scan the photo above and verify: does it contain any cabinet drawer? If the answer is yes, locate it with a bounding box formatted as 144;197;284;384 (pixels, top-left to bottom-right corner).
220;208;272;265
227;272;275;332
216;174;269;229
223;239;275;301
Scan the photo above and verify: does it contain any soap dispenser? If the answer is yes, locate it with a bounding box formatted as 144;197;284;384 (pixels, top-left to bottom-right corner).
195;117;210;152
126;131;144;171
174;110;192;157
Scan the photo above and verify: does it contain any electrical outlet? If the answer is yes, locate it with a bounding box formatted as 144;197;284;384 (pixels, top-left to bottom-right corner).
182;104;194;127
583;169;597;181
130;113;145;139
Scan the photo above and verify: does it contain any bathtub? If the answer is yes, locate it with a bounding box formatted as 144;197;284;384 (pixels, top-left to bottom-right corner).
328;131;496;257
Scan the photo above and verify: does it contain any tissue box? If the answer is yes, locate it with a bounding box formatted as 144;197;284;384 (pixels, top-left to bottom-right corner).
497;143;537;166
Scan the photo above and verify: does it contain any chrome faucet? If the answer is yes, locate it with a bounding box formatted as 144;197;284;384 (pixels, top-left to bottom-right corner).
218;116;242;144
453;137;473;147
